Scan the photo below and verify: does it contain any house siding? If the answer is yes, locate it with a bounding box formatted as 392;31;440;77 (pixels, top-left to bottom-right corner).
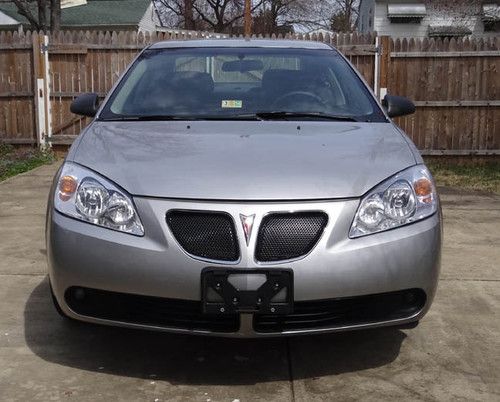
138;3;160;32
0;9;18;26
359;0;375;33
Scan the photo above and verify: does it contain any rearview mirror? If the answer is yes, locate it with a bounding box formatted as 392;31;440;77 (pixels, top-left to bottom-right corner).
222;59;264;72
382;94;415;118
70;93;100;117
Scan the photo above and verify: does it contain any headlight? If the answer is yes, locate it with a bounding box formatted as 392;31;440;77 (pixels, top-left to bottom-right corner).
54;162;144;236
349;165;437;238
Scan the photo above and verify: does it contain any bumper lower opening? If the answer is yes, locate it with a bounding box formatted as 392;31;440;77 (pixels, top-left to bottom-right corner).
253;289;426;333
64;287;240;333
64;287;426;335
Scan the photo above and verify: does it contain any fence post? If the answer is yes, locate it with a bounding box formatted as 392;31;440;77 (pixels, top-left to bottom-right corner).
374;36;380;97
32;32;52;149
378;35;391;101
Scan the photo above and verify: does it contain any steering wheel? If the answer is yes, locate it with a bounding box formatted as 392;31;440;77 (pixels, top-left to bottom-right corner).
271;91;327;111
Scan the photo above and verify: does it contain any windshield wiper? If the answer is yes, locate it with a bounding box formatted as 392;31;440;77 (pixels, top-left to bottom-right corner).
99;112;357;122
255;111;359;121
99;115;182;121
99;114;262;121
192;115;262;121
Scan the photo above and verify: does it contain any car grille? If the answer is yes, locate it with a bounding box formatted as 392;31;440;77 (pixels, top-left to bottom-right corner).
253;289;426;333
65;287;240;333
166;210;240;262
255;212;328;262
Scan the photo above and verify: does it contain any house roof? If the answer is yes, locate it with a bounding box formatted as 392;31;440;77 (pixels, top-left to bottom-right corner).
0;0;150;28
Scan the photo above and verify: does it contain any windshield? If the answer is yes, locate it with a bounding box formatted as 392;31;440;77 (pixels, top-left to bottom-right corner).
99;47;385;122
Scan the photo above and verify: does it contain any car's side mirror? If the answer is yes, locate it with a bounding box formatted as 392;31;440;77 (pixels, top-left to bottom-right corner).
70;93;100;117
382;94;416;118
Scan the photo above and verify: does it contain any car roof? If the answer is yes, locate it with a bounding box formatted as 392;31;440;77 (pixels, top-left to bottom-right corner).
149;38;334;50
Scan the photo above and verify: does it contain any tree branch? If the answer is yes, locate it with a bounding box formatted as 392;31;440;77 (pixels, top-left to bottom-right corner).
12;0;41;30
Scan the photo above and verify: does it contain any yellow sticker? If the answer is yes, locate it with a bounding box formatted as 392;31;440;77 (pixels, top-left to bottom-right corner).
221;100;243;108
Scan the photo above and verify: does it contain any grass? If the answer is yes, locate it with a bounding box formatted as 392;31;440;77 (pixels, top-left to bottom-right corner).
0;143;55;182
425;159;500;194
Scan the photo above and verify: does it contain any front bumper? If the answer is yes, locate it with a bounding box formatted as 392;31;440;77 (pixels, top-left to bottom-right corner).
47;197;441;337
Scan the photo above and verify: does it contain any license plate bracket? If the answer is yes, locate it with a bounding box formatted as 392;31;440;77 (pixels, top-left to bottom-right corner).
202;268;293;315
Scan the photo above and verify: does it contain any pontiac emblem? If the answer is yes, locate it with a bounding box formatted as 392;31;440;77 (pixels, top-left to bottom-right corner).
239;214;255;246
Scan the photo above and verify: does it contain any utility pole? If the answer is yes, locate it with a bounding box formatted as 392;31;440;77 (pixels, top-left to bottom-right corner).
244;0;252;36
184;0;194;30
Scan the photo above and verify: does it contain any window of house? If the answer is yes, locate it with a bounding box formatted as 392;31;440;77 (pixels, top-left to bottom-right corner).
484;21;500;32
482;4;500;32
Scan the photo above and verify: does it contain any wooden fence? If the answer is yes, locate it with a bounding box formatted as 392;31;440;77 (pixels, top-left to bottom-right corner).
384;36;499;155
0;30;499;155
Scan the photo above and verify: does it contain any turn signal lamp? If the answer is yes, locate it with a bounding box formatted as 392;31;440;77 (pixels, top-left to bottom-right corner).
58;175;77;201
413;177;433;204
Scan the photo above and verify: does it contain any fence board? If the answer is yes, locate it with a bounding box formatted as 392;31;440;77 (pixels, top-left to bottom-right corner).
391;50;500;57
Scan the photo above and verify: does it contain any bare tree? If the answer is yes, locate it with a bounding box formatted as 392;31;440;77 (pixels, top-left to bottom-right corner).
12;0;44;30
194;0;265;33
193;0;240;32
12;0;61;31
253;0;305;33
254;0;356;32
424;0;482;31
50;0;61;31
184;0;195;29
279;1;332;31
155;0;196;30
329;0;358;32
156;0;264;33
155;0;362;33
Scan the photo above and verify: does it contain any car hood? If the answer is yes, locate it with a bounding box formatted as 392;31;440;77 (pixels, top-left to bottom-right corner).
71;121;416;200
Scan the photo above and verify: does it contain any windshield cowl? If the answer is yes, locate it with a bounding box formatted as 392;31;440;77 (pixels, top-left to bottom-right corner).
98;112;365;122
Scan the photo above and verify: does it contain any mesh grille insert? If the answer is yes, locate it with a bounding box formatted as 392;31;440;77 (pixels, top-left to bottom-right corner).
255;212;328;262
166;210;239;262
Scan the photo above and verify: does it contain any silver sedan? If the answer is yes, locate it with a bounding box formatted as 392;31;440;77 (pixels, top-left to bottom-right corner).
46;39;441;337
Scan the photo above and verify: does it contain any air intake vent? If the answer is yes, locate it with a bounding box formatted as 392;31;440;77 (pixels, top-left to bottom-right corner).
255;212;328;262
166;210;239;262
65;287;239;333
253;289;426;333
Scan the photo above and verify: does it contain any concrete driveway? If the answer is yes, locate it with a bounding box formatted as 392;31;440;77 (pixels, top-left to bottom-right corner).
1;162;499;401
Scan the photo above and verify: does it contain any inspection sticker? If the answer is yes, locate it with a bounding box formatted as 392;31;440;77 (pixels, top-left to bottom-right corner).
221;100;243;108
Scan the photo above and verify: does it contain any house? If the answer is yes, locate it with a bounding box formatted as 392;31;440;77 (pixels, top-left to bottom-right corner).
358;0;500;38
0;0;161;31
